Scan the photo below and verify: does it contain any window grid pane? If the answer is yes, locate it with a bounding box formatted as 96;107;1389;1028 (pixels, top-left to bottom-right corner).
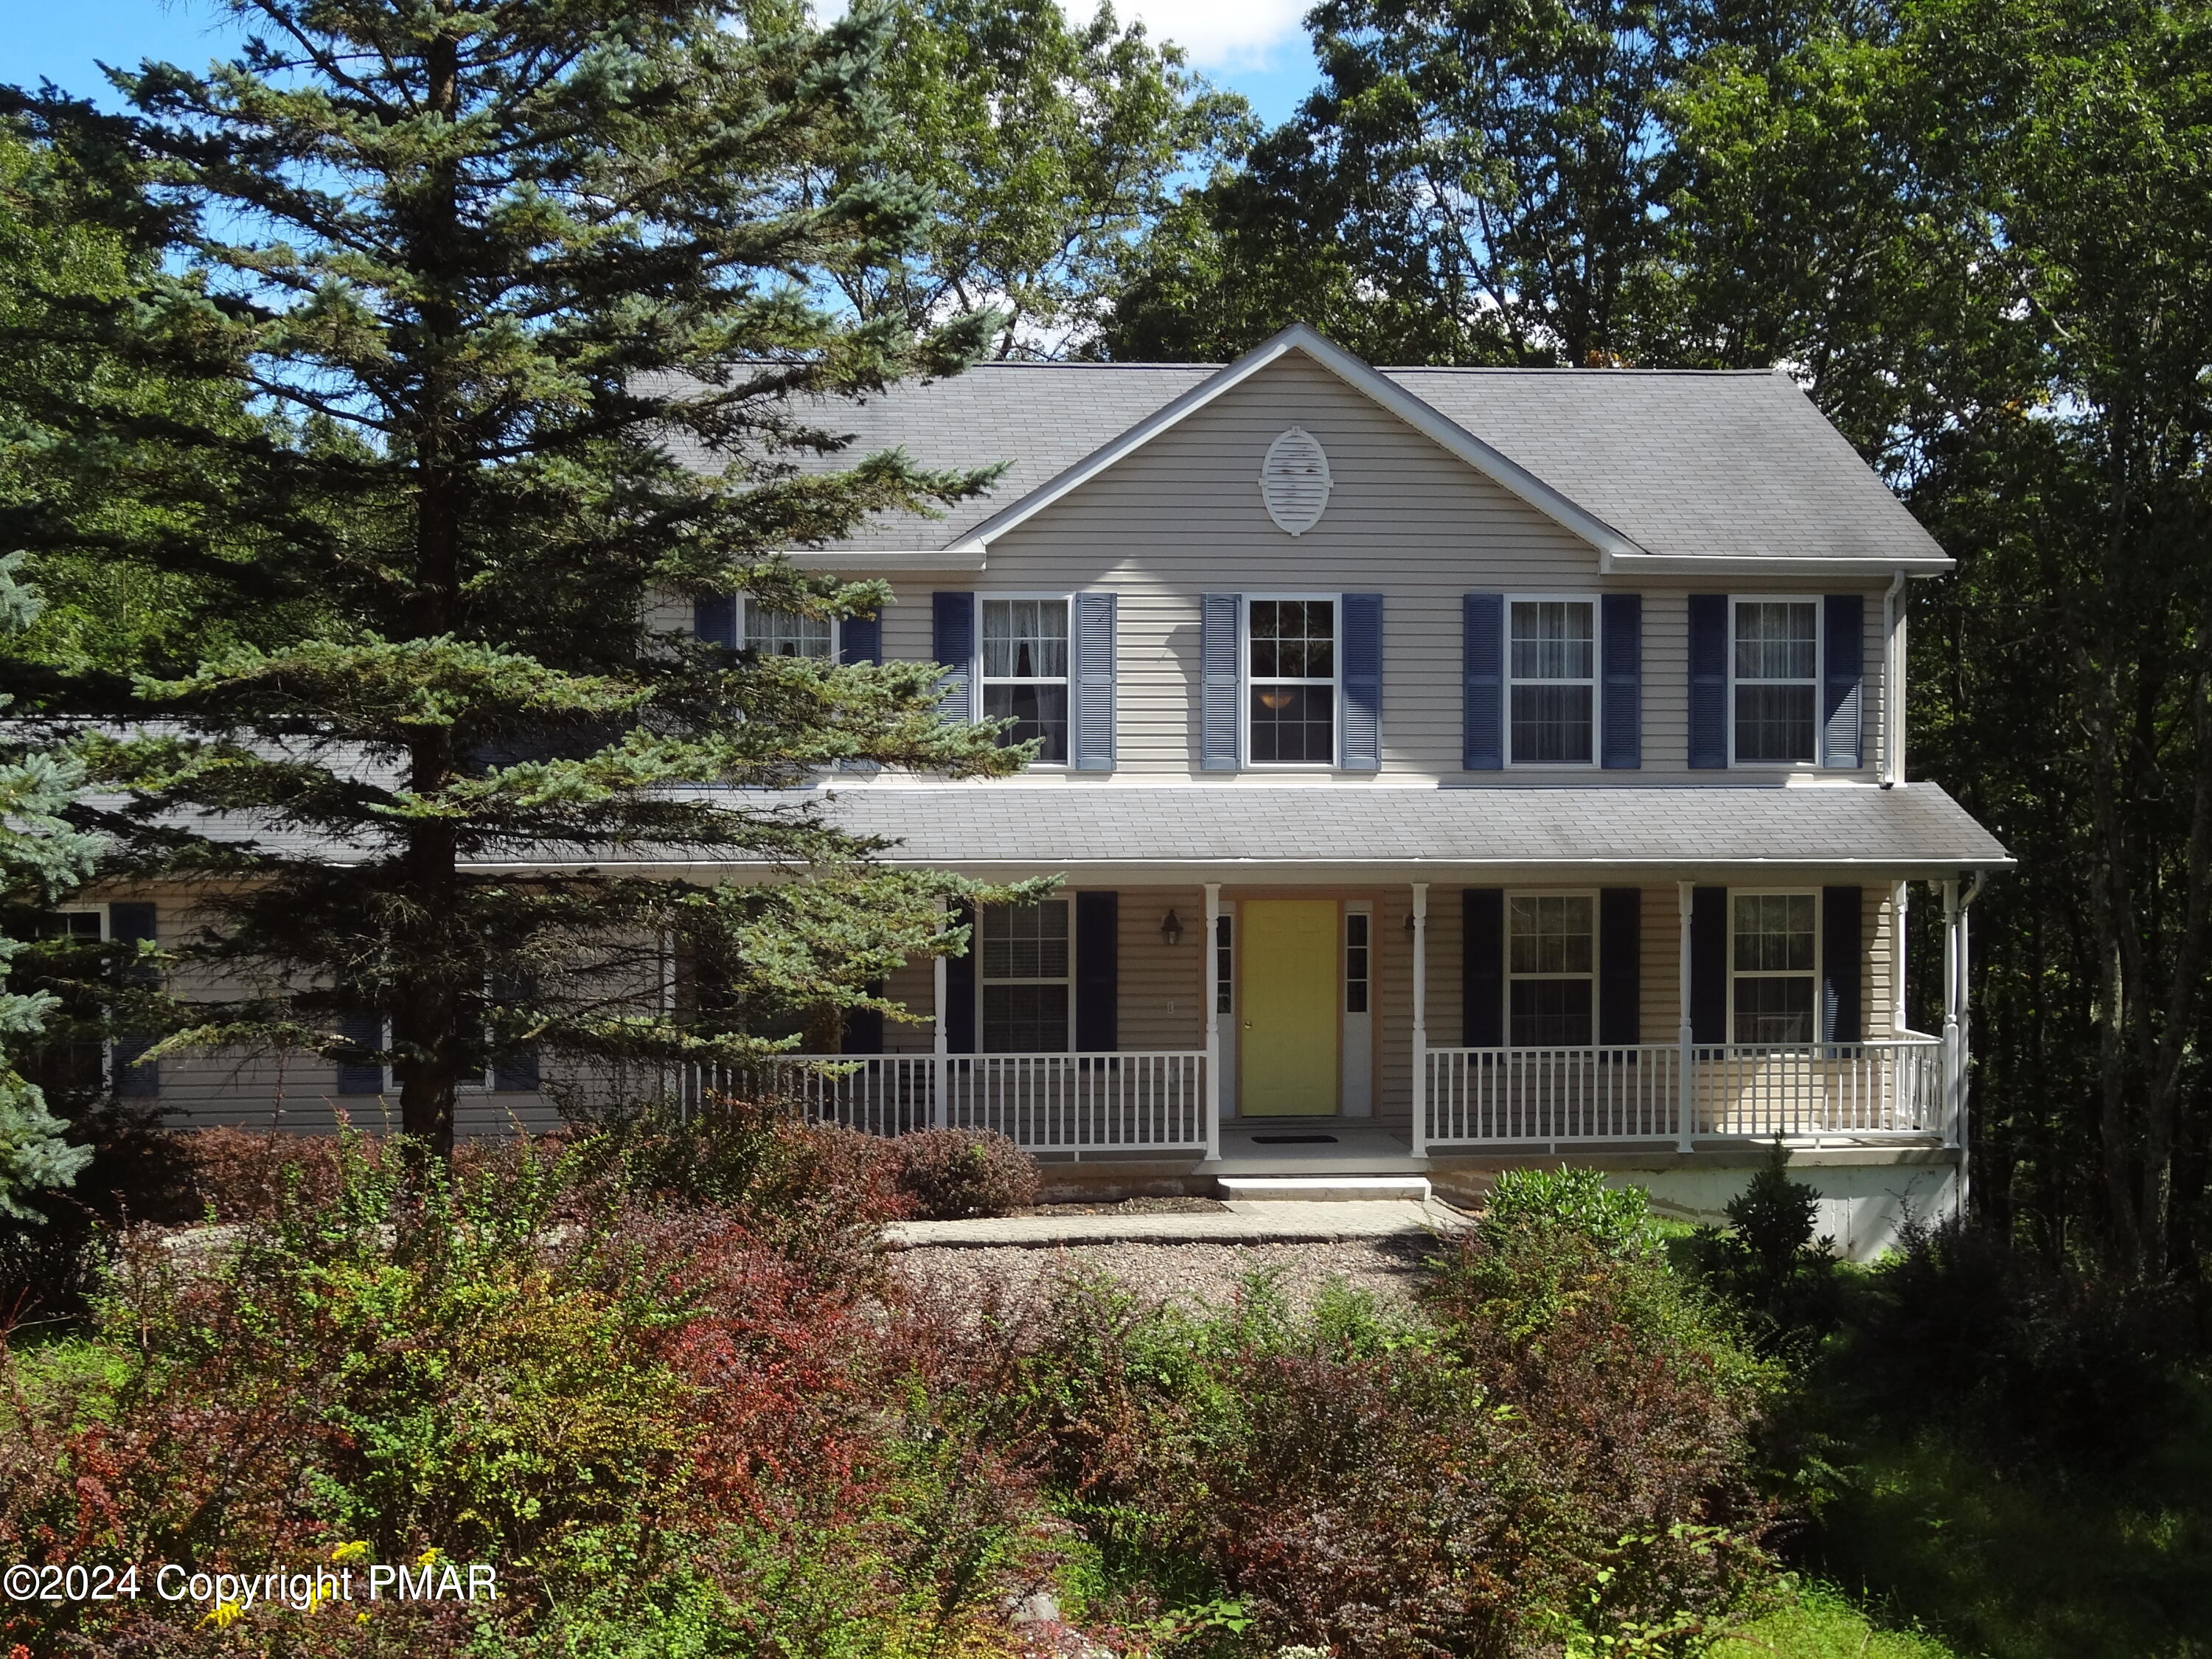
1733;602;1818;681
745;608;833;658
1511;980;1594;1046
983;684;1068;763
980;900;1070;983
1510;600;1595;680
1509;895;1595;975
1732;978;1815;1044
1346;913;1370;1015
1250;683;1335;762
1248;599;1335;680
981;599;1068;679
1732;894;1815;973
1512;684;1595;764
983;984;1069;1052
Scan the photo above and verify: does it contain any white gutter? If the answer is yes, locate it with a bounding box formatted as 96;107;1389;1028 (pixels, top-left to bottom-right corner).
1881;568;1908;787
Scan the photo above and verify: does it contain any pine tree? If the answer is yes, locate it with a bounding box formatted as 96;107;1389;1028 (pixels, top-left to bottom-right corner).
0;555;99;1219
11;1;1026;1156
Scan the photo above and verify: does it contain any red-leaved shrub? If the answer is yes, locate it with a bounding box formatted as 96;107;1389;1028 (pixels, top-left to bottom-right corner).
891;1128;1038;1220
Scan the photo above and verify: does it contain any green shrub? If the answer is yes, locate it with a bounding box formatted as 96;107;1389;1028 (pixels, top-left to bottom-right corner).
1481;1165;1660;1260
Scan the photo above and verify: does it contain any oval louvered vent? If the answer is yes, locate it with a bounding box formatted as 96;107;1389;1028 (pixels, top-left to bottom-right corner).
1259;427;1332;535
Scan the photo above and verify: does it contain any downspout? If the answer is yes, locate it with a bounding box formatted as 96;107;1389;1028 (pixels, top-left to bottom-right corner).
1952;869;1988;1220
1881;569;1908;787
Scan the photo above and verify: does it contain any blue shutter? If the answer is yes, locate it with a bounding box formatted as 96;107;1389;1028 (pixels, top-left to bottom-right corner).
1074;891;1118;1051
107;902;161;1099
945;900;977;1054
695;594;738;653
1601;594;1642;769
1823;594;1865;768
1598;888;1641;1045
1073;592;1118;772
490;973;539;1092
1690;886;1728;1043
1688;595;1728;769
1462;888;1504;1046
336;1010;386;1096
931;591;975;723
1200;594;1242;771
839;611;880;666
1462;594;1503;771
1340;592;1382;771
1822;886;1863;1043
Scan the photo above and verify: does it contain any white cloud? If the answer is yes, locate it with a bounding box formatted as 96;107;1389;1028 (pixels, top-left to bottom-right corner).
1112;0;1309;67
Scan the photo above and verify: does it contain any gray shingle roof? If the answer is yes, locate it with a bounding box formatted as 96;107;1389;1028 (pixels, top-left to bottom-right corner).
629;782;2011;875
683;347;1944;566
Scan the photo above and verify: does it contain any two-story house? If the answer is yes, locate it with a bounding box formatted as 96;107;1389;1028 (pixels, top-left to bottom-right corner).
116;325;2010;1253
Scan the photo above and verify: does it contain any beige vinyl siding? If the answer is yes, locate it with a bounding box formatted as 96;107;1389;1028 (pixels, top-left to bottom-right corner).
832;354;1891;782
1114;886;1206;1051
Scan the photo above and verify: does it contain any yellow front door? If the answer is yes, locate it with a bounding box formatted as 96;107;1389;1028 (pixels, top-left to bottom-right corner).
1239;900;1340;1116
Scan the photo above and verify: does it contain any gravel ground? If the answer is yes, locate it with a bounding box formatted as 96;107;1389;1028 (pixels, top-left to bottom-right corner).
891;1236;1439;1317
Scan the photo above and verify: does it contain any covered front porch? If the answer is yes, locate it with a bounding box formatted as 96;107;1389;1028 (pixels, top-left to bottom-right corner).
678;871;1983;1166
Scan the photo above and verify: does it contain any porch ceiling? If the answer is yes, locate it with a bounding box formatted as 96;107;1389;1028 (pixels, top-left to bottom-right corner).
579;780;2012;883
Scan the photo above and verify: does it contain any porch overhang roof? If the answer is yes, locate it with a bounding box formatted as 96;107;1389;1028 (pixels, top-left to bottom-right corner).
515;780;2012;885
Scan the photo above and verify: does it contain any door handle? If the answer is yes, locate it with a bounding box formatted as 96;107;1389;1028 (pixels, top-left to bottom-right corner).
1242;1020;1252;1029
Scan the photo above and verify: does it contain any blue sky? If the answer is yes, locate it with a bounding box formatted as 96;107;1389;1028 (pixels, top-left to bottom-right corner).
1;1;1321;127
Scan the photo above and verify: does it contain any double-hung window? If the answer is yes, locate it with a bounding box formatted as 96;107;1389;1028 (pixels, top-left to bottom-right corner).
1508;894;1595;1046
744;603;834;660
981;598;1070;764
1732;599;1818;764
1731;892;1817;1043
981;899;1071;1051
1248;598;1335;764
1509;599;1596;764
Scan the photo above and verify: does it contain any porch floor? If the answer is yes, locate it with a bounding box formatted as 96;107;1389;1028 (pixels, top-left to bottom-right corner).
1201;1121;1422;1177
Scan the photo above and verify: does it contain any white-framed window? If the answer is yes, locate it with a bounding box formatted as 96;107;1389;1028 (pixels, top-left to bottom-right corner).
1344;911;1371;1015
1508;893;1596;1047
981;597;1071;764
1247;595;1337;765
1730;890;1818;1043
980;898;1071;1051
1731;598;1820;765
29;907;111;1096
743;600;835;660
1509;597;1596;765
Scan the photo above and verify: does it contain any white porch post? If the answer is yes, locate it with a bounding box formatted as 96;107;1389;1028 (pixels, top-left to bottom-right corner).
1892;880;1910;1032
1411;883;1429;1158
1204;882;1222;1162
1941;879;1961;1157
1677;881;1696;1152
932;897;950;1130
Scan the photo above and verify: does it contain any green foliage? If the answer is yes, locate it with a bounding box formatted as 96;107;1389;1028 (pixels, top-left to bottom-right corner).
4;2;1050;1156
835;0;1251;358
1728;1579;1964;1659
1481;1165;1662;1261
0;553;98;1221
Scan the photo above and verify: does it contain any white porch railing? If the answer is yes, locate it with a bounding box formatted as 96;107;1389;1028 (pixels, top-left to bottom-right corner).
1424;1036;1946;1150
678;1050;1208;1153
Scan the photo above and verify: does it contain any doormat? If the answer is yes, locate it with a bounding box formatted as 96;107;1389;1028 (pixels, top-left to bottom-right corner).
1251;1134;1338;1144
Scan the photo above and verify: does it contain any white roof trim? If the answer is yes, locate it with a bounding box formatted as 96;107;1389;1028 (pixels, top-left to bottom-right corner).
786;547;989;571
1607;552;1955;577
953;324;1654;563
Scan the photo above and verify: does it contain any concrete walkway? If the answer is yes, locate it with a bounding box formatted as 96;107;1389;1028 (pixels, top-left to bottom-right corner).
886;1197;1472;1251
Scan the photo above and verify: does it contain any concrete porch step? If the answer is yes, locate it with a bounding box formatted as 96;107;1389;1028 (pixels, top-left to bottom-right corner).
1217;1175;1433;1203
